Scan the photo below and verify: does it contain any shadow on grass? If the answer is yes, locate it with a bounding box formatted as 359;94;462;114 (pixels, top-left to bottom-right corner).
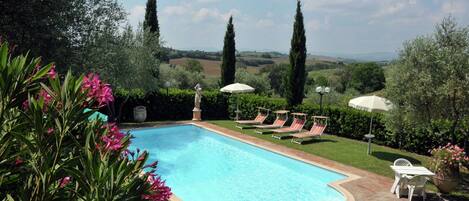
300;138;338;145
426;193;469;201
371;151;423;165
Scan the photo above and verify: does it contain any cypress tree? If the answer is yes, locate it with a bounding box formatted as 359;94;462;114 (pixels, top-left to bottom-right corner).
144;0;160;38
220;16;236;86
286;1;307;106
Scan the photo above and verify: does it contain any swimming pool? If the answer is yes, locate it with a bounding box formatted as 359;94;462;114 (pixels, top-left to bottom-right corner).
129;124;347;201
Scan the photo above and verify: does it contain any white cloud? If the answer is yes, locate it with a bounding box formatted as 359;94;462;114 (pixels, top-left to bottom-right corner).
303;0;355;11
372;2;408;18
368;0;426;25
441;0;467;14
193;8;239;23
163;4;191;16
196;0;220;3
124;0;469;54
306;19;321;31
256;19;274;28
193;8;218;22
128;5;145;27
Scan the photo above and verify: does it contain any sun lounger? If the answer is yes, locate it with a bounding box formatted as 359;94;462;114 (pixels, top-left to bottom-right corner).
271;113;307;139
235;113;267;124
254;110;289;134
290;116;328;144
235;108;269;129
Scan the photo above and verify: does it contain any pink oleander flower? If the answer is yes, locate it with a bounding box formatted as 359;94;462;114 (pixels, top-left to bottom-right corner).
82;73;114;108
15;157;23;166
22;100;29;110
142;173;172;201
38;89;53;105
144;161;158;169
430;143;468;173
137;154;146;161
47;64;57;79
100;123;125;152
59;176;71;188
47;128;54;135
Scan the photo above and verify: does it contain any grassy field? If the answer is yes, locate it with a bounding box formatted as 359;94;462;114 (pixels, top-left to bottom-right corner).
169;56;342;78
308;68;341;78
169;57;260;77
207;120;469;199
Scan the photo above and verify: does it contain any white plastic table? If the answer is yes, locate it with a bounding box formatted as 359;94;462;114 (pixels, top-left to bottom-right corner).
389;166;435;193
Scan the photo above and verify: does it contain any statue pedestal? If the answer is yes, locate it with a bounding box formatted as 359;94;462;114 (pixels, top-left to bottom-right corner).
192;108;202;121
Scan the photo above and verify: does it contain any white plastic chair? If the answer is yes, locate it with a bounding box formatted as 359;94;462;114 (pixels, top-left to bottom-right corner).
392;158;413;197
394;158;413;167
402;175;428;201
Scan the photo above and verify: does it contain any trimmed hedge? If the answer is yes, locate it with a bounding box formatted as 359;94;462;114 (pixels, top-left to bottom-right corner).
229;94;464;155
113;89;228;122
113;91;464;155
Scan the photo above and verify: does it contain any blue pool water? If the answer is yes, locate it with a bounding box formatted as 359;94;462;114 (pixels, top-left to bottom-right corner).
129;124;346;201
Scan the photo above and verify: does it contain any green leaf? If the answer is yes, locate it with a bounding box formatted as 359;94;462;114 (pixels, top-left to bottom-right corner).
31;63;52;81
0;42;8;68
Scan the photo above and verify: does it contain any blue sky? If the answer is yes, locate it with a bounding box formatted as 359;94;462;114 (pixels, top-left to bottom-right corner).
122;0;469;54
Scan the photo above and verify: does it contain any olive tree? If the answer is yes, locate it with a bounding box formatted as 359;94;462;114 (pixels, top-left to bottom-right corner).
386;17;469;147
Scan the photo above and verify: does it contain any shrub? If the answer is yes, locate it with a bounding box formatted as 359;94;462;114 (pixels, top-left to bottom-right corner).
114;89;229;122
235;69;271;95
159;65;206;90
0;42;170;200
347;62;385;94
182;59;204;73
261;64;288;97
430;143;468;175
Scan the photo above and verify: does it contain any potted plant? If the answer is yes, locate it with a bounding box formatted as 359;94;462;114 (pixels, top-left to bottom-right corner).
133;106;147;123
430;143;469;193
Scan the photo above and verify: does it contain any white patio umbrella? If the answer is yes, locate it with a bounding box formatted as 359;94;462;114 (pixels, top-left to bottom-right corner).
348;95;393;154
348;95;393;134
220;83;255;120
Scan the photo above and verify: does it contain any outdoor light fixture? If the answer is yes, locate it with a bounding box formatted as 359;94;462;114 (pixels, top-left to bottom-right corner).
164;81;171;95
315;86;330;114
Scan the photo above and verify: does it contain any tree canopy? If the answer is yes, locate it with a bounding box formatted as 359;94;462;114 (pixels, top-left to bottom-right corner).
144;0;160;38
220;16;236;87
386;17;469;144
339;62;386;94
0;0;126;73
285;1;307;106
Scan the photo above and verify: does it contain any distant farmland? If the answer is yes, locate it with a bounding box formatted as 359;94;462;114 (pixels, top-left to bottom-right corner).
169;55;342;78
169;57;261;77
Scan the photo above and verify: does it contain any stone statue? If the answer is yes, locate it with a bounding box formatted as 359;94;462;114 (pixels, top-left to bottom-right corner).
194;83;202;110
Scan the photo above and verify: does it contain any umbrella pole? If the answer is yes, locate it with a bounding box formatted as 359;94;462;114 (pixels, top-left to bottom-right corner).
236;96;240;121
365;115;375;155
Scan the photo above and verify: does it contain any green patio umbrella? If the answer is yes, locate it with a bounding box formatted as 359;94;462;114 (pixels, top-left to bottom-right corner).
84;108;108;122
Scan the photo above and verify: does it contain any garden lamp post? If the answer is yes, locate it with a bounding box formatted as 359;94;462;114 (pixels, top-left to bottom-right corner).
164;81;171;96
316;86;330;114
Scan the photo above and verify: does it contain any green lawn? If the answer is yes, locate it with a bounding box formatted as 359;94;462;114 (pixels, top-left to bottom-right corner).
208;120;429;177
207;120;469;199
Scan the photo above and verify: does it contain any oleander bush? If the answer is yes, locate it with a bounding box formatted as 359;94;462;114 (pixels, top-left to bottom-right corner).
0;42;171;200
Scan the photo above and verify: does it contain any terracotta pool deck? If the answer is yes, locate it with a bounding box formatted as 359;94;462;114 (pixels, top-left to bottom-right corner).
125;121;415;201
